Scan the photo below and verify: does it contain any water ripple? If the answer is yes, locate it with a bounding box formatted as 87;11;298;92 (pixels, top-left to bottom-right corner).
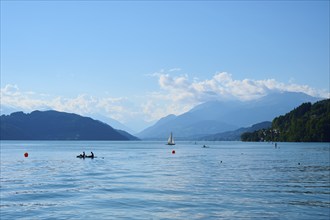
1;141;329;219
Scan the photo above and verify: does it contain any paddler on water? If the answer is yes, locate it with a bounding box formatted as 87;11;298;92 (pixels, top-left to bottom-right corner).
77;151;95;158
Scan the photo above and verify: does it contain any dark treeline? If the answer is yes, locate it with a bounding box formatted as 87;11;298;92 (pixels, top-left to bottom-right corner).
241;99;330;142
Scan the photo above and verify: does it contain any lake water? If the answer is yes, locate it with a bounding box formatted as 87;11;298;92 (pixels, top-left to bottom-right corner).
1;141;329;219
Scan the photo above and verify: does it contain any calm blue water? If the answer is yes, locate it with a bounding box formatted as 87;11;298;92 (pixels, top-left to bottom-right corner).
1;141;329;219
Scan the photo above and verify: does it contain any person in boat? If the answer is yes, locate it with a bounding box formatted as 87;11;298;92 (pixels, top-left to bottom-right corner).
90;152;94;158
78;151;85;158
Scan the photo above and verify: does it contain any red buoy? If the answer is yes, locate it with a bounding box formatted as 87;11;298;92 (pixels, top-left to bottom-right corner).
172;150;175;154
24;152;29;158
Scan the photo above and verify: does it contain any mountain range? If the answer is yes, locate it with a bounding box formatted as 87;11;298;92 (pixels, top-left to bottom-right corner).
0;110;139;140
199;121;272;141
137;92;321;140
0;92;322;141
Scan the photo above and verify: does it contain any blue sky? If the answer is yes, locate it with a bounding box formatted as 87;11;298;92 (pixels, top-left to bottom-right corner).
1;1;329;131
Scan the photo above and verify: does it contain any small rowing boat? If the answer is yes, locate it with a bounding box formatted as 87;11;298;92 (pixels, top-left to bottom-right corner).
76;155;95;159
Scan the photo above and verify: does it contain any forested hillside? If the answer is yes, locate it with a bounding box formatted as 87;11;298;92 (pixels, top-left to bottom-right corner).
241;99;330;142
0;110;138;140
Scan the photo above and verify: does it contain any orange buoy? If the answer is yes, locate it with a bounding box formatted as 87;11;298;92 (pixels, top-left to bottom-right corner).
24;152;29;158
172;150;175;154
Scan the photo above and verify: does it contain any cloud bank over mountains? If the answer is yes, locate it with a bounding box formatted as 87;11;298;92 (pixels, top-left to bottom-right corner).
155;72;328;102
146;71;328;121
1;72;328;131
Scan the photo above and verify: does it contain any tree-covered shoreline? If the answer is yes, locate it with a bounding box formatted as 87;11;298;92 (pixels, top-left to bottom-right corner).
241;99;330;142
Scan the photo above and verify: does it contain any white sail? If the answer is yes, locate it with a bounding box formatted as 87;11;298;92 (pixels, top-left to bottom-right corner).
167;132;175;145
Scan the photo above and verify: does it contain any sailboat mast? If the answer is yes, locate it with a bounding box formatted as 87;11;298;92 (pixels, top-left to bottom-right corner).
167;132;175;145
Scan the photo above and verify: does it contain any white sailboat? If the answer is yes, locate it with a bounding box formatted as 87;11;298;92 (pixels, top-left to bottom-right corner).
167;132;175;145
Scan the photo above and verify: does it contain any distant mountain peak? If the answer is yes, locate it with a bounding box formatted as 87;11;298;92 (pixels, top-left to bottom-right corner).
137;92;321;140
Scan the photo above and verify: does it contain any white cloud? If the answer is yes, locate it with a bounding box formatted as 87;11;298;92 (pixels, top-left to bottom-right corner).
143;71;329;121
158;71;329;101
1;84;20;96
0;84;129;122
1;84;47;110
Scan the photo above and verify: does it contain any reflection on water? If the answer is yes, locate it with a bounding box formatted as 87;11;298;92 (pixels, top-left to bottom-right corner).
1;141;329;219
